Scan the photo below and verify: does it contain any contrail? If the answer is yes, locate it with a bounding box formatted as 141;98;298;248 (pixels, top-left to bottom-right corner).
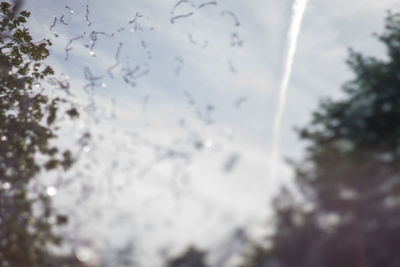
270;0;309;179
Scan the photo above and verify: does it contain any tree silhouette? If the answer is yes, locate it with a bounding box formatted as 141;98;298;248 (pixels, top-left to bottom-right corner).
166;246;209;267
240;12;400;267
0;1;80;266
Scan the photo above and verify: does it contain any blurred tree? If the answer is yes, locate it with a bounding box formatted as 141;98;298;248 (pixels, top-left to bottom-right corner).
240;12;400;267
166;246;209;267
0;1;81;266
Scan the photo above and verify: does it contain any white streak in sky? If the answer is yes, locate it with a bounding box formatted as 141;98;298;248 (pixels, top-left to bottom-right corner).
270;0;309;179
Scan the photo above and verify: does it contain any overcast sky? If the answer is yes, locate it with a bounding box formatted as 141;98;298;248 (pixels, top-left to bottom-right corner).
22;0;400;265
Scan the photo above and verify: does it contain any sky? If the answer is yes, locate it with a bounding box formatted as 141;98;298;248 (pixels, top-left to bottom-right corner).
20;0;400;265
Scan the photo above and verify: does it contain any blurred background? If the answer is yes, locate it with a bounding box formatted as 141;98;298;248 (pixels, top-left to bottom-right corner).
1;0;400;266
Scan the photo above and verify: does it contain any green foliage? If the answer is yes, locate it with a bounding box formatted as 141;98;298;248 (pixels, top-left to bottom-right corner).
0;1;81;266
240;12;400;267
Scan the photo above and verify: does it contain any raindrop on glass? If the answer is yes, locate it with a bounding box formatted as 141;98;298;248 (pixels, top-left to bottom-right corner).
194;140;204;150
48;216;57;224
204;139;213;148
2;182;11;190
89;50;95;56
75;247;94;262
224;153;240;172
1;135;7;142
46;186;58;197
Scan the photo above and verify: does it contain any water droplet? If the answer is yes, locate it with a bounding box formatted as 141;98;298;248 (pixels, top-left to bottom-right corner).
47;216;57;224
46;186;58;197
1;135;7;142
339;189;357;200
70;10;74;14
2;182;11;190
5;168;13;176
194;140;204;150
75;247;94;262
204;139;213;148
89;50;95;56
224;153;240;172
101;82;107;88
